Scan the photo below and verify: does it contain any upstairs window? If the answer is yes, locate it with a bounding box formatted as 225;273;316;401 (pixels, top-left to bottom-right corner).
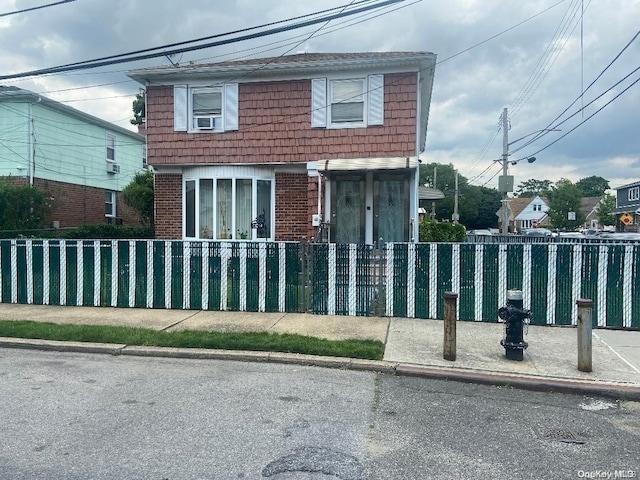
192;88;222;130
173;83;238;133
629;187;639;202
330;79;365;124
311;74;384;128
106;134;116;162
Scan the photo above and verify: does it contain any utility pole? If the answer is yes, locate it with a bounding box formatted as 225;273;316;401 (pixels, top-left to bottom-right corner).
500;108;510;235
452;169;459;223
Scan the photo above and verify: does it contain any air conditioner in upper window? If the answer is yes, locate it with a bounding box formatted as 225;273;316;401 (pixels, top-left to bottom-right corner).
106;163;120;174
194;116;220;130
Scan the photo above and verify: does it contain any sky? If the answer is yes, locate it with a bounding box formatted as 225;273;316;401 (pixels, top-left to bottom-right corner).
0;0;638;191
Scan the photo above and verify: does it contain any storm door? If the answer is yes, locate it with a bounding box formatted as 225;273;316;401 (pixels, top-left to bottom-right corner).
374;174;409;243
331;176;365;244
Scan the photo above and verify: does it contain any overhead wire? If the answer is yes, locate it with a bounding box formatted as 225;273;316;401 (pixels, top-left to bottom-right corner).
0;0;76;18
0;0;404;80
510;27;640;154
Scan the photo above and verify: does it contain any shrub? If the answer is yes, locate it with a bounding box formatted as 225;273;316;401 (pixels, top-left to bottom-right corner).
419;220;466;242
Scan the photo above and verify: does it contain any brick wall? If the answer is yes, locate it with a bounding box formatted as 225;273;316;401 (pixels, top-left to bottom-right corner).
275;173;308;241
154;173;182;239
2;177;139;228
145;73;417;166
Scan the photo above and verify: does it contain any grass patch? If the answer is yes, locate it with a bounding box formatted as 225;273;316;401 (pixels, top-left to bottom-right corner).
0;320;384;361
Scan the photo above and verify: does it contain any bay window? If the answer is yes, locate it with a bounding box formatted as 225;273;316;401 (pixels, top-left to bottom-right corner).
184;175;273;240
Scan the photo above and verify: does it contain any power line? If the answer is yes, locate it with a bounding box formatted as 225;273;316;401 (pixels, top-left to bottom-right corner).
513;69;640;161
510;27;640;154
0;0;404;80
0;0;75;18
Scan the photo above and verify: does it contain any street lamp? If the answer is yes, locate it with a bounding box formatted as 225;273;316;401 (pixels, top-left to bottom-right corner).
497;107;560;234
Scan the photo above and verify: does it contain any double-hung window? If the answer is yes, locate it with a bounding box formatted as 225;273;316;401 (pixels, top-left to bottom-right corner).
105;191;116;217
173;83;239;132
311;74;384;128
192;87;222;130
106;134;116;162
330;79;365;125
628;187;640;202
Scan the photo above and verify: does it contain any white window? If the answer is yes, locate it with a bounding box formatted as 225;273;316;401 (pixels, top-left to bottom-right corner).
192;87;222;130
628;187;639;201
106;134;116;162
184;176;273;241
331;79;365;125
105;191;116;217
311;74;384;128
533;204;542;212
173;83;238;132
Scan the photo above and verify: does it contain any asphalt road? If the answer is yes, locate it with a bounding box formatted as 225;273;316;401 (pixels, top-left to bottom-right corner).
1;349;638;479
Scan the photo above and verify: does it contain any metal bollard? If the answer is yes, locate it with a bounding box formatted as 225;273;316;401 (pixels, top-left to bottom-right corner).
576;298;593;372
443;291;458;361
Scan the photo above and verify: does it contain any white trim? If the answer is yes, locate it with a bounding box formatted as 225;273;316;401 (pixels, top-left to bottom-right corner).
182;242;190;310
76;241;83;307
407;243;416;318
278;243;286;313
164;242;172;309
93;240;100;307
452;244;460;320
348;244;357;316
623;245;633;328
26;240;33;304
201;244;209;310
258;243;267;312
498;244;507;312
546;244;557;324
386;243;394;317
129;240;136;308
317;157;418;171
474;244;483;321
10;240;17;303
111;240;118;307
597;246;608;326
522;245;532;311
240;243;247;311
429;243;438;319
43;240;50;305
328;244;336;315
146;241;154;308
60;241;67;305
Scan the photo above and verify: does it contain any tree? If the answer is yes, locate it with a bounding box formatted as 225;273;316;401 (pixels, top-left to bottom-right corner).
547;178;585;230
596;193;616;226
122;171;154;226
419;163;502;229
0;181;52;231
130;93;145;126
575;175;610;197
515;179;553;198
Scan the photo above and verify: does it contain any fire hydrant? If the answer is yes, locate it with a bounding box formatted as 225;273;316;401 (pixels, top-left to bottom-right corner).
498;289;531;361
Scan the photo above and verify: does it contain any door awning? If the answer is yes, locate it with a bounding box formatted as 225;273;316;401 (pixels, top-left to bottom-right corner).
314;157;418;172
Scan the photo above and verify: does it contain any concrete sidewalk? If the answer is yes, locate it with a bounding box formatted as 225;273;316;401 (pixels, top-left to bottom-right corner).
0;304;638;399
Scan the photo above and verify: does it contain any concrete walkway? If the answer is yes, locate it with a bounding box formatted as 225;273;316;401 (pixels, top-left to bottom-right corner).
0;304;638;400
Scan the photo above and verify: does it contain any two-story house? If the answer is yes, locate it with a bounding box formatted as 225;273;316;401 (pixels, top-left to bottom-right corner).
613;180;640;231
127;52;436;243
0;86;147;227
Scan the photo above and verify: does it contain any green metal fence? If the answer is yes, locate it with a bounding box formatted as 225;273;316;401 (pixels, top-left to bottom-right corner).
309;242;640;329
2;239;639;329
0;240;300;312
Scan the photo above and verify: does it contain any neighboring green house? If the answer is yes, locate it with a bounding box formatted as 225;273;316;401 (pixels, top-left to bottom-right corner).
0;86;146;228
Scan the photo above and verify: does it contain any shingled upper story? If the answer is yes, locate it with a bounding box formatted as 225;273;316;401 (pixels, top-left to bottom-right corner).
127;51;437;243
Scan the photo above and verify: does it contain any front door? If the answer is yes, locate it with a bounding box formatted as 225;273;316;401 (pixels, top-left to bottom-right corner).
330;173;410;244
331;176;365;244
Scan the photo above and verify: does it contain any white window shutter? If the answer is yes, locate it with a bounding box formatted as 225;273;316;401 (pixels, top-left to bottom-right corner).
367;74;384;125
174;85;188;131
224;83;239;131
311;78;327;127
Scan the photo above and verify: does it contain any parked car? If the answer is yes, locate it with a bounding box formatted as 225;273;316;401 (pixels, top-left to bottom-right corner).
525;228;553;237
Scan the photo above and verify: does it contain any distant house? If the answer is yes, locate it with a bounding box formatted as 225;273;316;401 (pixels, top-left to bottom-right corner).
0;87;147;228
498;196;549;233
127;51;437;243
580;196;602;230
612;180;640;231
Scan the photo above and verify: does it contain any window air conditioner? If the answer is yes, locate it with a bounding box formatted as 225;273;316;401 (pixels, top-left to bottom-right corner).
106;163;120;174
194;116;219;130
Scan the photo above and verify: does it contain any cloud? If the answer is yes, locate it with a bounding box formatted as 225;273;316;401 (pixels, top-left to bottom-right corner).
1;0;638;187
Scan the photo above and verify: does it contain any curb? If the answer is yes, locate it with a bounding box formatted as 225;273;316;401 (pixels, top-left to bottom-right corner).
396;364;640;401
1;338;638;400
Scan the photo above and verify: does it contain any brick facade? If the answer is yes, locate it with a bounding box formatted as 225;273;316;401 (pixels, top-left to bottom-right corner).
154;173;182;239
274;173;309;241
145;73;417;166
2;176;139;228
